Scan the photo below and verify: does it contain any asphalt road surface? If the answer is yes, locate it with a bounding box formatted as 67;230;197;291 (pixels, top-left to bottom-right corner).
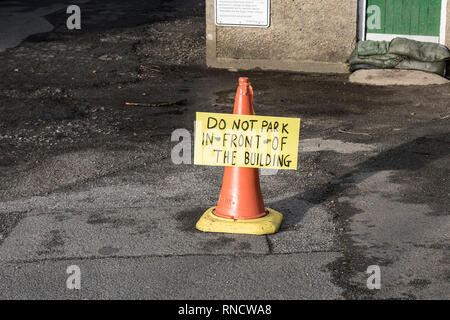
0;0;449;299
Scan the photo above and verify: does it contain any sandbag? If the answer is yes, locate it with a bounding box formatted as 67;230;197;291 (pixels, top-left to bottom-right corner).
350;64;382;72
357;40;390;56
349;38;450;76
395;59;447;76
349;49;403;68
388;38;450;62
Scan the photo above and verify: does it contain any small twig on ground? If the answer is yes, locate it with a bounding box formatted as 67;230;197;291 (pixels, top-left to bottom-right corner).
147;67;161;73
338;128;374;136
125;99;187;107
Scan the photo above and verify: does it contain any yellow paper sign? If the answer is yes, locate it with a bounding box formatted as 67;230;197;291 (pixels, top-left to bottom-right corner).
194;112;301;170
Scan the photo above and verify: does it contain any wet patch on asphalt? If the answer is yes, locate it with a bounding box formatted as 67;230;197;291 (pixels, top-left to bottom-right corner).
174;208;205;233
326;200;392;299
0;211;26;245
98;246;120;256
201;236;235;252
37;229;66;256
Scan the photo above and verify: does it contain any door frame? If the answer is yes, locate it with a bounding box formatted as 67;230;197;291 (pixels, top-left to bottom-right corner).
359;0;447;44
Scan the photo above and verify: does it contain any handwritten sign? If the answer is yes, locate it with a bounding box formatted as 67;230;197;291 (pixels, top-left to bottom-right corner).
194;112;300;170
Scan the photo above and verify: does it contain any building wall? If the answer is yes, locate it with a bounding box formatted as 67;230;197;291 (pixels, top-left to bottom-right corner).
447;0;450;47
206;0;358;73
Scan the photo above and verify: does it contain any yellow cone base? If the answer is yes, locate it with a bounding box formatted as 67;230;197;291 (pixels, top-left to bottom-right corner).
196;207;283;235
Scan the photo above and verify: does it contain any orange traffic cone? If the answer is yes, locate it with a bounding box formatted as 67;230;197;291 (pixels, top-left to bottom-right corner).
196;77;283;235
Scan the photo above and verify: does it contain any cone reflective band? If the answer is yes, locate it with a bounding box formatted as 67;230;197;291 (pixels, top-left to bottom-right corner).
195;77;300;235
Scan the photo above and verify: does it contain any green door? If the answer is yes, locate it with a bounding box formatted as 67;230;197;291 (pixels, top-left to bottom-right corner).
366;0;442;42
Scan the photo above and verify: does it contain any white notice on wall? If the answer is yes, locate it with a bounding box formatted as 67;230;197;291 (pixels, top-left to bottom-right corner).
215;0;270;28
